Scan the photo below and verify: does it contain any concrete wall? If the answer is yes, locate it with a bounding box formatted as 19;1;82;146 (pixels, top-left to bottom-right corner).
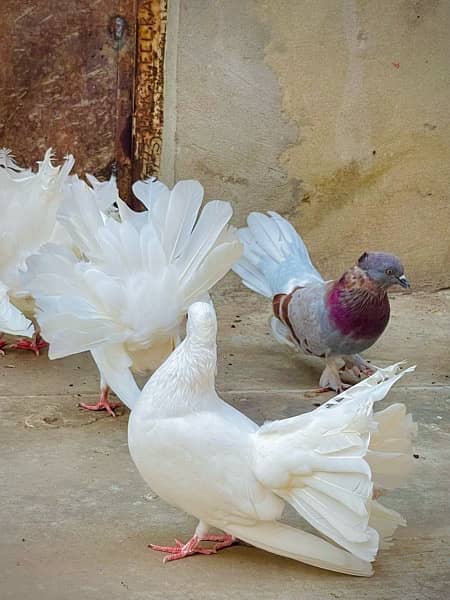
161;0;450;291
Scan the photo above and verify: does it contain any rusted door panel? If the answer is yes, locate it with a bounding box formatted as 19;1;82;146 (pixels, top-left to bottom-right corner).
0;0;136;197
0;1;166;204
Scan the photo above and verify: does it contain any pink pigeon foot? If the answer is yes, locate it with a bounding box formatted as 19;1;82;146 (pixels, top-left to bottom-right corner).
78;387;121;417
0;335;8;356
343;354;376;379
10;333;49;356
149;534;236;563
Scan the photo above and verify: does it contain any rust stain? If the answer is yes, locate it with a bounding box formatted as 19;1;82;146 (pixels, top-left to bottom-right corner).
1;0;166;207
132;0;167;195
0;0;137;202
113;1;137;203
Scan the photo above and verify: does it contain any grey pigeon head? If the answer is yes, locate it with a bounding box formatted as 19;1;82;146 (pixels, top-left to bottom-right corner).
357;252;410;289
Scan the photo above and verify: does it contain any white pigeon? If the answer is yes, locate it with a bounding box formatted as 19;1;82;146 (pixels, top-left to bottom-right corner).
128;301;416;575
27;179;242;415
0;148;74;354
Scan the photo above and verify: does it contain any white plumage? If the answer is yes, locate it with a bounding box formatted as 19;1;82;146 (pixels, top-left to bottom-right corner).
128;300;416;575
27;179;242;413
0;148;74;346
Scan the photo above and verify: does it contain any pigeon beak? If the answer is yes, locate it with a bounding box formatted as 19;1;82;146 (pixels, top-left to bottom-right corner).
396;274;410;289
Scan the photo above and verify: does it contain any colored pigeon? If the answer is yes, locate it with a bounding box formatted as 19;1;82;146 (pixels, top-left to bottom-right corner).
233;212;410;391
128;301;416;574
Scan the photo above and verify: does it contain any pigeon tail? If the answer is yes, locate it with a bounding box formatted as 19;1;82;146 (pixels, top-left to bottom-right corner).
253;365;415;563
368;500;406;549
368;402;418;490
225;521;373;576
233;211;323;297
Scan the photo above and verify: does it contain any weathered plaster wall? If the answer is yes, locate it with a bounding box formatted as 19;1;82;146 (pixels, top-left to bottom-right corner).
161;0;450;290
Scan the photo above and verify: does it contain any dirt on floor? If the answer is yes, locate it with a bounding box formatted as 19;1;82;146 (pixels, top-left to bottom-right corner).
0;290;449;600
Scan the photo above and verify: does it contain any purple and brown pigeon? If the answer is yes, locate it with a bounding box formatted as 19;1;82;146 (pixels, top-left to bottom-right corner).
233;212;410;391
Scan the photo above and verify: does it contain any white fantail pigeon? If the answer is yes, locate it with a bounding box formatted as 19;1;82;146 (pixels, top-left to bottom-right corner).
27;179;242;415
128;301;416;575
233;212;410;392
0;148;74;354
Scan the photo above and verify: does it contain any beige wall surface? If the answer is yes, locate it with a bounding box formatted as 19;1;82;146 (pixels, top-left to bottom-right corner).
161;0;450;290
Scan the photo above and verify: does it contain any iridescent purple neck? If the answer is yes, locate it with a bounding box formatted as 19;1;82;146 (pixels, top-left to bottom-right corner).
327;269;390;340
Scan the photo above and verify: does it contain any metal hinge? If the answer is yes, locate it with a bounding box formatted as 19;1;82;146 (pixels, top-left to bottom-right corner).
110;16;127;48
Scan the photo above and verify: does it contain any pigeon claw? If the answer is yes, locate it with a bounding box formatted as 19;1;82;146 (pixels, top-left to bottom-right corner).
0;335;8;356
9;333;49;356
78;398;122;417
149;534;236;563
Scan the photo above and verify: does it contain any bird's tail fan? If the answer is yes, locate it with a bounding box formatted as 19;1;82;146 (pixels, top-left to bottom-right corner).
233;211;323;297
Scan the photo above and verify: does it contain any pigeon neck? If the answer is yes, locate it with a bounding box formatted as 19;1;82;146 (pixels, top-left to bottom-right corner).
143;336;218;417
183;336;217;390
327;267;390;339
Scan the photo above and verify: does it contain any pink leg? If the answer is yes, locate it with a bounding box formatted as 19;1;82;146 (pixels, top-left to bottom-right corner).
149;534;237;563
0;335;8;356
344;355;376;378
78;386;122;417
307;383;351;396
9;332;49;356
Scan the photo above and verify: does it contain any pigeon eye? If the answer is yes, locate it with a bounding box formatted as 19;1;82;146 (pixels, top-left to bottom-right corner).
385;268;394;276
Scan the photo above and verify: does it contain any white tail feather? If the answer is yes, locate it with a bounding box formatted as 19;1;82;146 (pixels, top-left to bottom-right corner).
233;211;323;296
369;500;406;549
180;241;242;307
160;180;204;262
132;177;170;211
368;403;417;490
91;345;141;410
226;522;373;576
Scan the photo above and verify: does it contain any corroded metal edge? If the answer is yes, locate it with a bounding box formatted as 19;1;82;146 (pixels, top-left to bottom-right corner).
114;0;137;203
132;0;167;195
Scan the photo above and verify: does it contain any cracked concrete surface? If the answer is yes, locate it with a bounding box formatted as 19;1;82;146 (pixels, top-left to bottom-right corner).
1;290;449;599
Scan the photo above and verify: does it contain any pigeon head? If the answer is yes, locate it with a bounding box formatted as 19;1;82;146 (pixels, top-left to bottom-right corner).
187;301;217;342
357;252;410;289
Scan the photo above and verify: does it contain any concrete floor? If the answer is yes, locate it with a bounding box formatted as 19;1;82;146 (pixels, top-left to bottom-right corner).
1;289;449;599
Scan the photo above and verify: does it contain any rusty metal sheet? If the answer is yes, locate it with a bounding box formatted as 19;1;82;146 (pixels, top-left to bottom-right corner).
0;0;136;199
132;0;167;192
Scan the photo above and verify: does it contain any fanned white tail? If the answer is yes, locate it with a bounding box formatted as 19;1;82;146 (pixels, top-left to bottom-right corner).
233;211;323;297
253;365;416;563
0;148;74;282
57;174;121;261
0;148;74;333
28;179;242;409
